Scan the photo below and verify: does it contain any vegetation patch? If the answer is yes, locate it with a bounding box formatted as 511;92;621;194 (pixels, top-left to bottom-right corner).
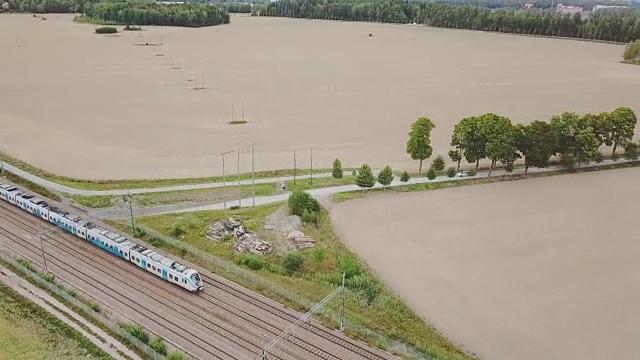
1;171;61;202
110;203;473;359
84;2;230;27
94;26;117;34
623;39;640;64
0;281;112;359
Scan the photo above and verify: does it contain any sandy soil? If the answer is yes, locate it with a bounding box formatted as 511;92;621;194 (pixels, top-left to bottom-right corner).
330;168;640;360
1;14;639;180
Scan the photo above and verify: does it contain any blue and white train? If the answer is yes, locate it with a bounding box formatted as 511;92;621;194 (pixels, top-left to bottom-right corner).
0;181;203;292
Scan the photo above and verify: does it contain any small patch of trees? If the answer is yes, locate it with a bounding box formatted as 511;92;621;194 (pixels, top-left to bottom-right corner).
406;117;436;175
288;188;319;224
377;165;394;187
85;2;230;28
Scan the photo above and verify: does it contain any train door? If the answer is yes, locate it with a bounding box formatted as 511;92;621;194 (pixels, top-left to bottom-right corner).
162;269;168;280
73;226;76;235
141;258;147;270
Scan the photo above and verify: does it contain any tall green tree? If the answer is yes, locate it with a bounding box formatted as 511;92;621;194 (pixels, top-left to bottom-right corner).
406;117;436;175
480;113;517;176
378;165;394;186
356;164;375;190
453;116;487;170
515;120;557;174
607;107;638;156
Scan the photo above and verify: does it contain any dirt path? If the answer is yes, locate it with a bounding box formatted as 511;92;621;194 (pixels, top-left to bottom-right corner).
0;264;142;360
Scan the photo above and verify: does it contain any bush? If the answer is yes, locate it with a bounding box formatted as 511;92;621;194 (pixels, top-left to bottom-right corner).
133;227;146;238
446;167;456;177
311;248;326;263
167;352;187;360
283;252;304;273
624;142;639;160
95;26;117;34
431;155;445;172
400;171;410;183
377;165;393;186
332;158;343;179
467;167;477;177
169;224;184;237
149;237;166;247
426;167;437;181
88;301;101;313
237;255;266;270
41;272;55;283
15;258;33;271
288;188;319;216
339;256;361;279
301;208;317;225
122;323;149;344
150;337;167;355
623;40;640;63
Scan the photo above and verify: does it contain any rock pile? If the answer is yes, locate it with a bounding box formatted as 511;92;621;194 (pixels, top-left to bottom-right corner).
207;218;272;254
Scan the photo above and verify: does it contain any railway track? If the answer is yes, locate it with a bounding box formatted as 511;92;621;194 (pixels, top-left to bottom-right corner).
0;200;397;360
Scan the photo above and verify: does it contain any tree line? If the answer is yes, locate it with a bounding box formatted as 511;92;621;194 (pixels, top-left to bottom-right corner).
252;0;640;43
85;1;230;27
432;0;629;10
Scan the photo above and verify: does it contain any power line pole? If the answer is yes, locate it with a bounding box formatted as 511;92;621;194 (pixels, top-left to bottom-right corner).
237;148;241;208
37;221;48;272
220;150;234;210
310;147;313;185
0;153;4;176
293;149;297;185
126;192;135;232
251;143;256;207
340;272;346;331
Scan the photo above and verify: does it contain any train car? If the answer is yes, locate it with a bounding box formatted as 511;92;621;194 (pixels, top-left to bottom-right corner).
0;181;203;292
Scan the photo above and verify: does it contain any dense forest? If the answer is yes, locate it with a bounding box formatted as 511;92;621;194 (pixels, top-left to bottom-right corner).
84;2;230;27
252;0;640;43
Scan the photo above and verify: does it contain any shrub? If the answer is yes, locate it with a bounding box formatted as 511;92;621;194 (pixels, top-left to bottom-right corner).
88;301;101;312
95;26;117;34
623;39;640;63
301;208;317;225
467;167;477;177
377;165;393;186
283;252;304;273
347;275;381;305
311;248;326;263
133;227;146;238
504;163;514;173
355;164;375;189
150;237;166;247
169;224;184;237
66;288;77;297
339;256;361;279
288;188;319;216
150;337;167;355
167;352;187;360
332;158;343;179
426;167;437;181
431;155;446;172
15;258;33;271
237;255;266;270
41;272;55;283
446;167;456;177
122;323;149;344
624;142;639;160
400;171;410;183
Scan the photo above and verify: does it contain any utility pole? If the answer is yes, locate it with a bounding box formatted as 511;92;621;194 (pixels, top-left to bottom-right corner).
251;143;256;207
0;153;4;176
310;147;313;185
126;192;135;232
340;272;346;331
237;148;241;208
37;221;48;272
293;149;297;185
242;102;245;123
231;103;234;123
220;150;234;210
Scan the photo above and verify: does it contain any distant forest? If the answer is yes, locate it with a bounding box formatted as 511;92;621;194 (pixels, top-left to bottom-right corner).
252;0;640;43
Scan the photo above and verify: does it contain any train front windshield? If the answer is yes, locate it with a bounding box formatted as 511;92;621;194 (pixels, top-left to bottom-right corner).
191;273;202;286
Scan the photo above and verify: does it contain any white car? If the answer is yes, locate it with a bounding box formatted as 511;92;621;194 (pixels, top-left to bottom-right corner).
455;170;468;178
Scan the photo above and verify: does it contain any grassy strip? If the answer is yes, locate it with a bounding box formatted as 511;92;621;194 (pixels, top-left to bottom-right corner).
67;176;355;209
108;203;472;359
1;171;61;202
1;150;337;191
334;159;640;203
41;298;107;344
0;257;156;360
0;281;113;359
73;15;120;26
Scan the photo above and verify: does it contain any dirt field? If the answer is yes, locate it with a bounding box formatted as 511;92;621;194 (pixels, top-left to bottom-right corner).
330;167;640;360
1;14;639;180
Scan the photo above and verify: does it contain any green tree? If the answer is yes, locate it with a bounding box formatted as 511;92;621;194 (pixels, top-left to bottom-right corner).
573;126;602;167
515;120;557;174
406;117;436;175
400;171;410;183
454;116;487;170
481;113;517;176
431;155;446;172
448;149;462;172
426;166;437;181
607;107;638;156
377;165;394;186
332;158;343;179
356;164;375;189
288;188;319;216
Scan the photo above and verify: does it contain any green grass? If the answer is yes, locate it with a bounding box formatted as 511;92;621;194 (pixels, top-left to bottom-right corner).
73;15;120;26
286;175;354;190
109;203;473;360
0;282;112;360
1;150;337;191
1;171;61;202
